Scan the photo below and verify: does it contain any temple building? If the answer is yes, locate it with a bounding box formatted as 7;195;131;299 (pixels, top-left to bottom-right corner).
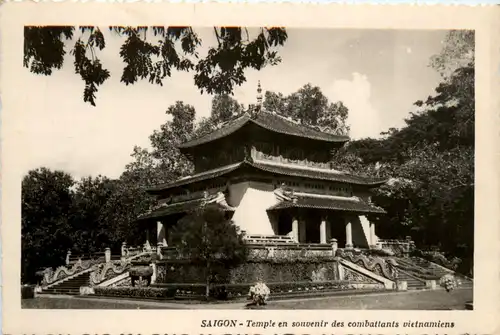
138;84;387;250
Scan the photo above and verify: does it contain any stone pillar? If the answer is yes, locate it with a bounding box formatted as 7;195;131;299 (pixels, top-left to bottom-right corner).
105;247;111;263
330;238;338;257
345;220;353;249
150;263;157;284
320;218;327;244
292;217;299;242
370;222;376;247
157;221;167;246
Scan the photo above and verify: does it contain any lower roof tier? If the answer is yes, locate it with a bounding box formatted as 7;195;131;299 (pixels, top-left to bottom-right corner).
147;159;387;195
138;191;385;222
138;192;234;221
267;195;386;214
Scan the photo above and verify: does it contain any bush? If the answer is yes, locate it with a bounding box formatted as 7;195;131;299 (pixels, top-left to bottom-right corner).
129;266;153;277
370;248;395;257
211;280;356;300
93;286;175;299
153;283;207;297
21;285;35;299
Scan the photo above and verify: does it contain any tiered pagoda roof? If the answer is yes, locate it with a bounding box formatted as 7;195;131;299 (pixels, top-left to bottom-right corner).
178;111;349;152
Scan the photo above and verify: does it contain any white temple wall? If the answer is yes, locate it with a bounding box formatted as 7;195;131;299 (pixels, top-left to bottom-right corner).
227;181;277;235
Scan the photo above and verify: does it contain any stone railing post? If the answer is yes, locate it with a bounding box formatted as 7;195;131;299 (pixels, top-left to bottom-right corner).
121;242;127;257
105;247;111;263
65;250;71;265
330;238;338;257
157;242;162;259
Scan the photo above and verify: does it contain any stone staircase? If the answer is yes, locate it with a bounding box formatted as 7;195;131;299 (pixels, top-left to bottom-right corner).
409;257;473;286
41;272;90;295
395;269;426;290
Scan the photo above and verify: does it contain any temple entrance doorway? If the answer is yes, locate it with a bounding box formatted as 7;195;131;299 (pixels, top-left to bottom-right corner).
329;212;346;247
305;209;321;243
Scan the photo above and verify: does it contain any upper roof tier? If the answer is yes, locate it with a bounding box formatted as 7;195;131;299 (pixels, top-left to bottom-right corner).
178;111;350;151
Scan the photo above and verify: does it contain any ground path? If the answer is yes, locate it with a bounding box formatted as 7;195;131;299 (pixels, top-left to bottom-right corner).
24;287;472;310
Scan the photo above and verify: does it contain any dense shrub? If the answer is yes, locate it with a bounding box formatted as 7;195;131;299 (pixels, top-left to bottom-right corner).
21;285;35;299
213;280;356;300
93;287;175;299
157;260;341;285
153;283;207;296
231;261;339;283
129;266;153;277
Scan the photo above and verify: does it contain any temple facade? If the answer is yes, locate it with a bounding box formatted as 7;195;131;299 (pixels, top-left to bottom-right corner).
139;92;387;251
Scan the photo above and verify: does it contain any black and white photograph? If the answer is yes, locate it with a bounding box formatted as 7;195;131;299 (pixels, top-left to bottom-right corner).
17;24;477;311
2;5;498;334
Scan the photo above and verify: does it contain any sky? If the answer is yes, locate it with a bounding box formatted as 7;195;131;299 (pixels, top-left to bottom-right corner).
17;28;447;179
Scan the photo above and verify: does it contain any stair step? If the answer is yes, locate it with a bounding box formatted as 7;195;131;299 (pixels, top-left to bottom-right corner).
42;272;91;295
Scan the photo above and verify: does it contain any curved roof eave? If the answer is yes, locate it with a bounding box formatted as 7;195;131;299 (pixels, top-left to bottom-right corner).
146;160;388;193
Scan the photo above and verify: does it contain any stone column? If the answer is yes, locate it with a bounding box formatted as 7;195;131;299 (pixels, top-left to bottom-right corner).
157;221;167;246
292;217;299;242
320;217;327;244
345;219;353;249
370;222;376;247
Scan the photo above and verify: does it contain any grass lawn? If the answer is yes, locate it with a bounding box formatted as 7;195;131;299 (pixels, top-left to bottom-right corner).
23;288;472;310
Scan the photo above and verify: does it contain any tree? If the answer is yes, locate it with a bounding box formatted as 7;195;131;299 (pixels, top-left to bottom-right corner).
24;26;288;106
70;176;117;254
430;30;474;78
124;101;198;187
169;204;248;298
98;177;156;250
210;94;245;124
21;168;75;283
263;83;350;135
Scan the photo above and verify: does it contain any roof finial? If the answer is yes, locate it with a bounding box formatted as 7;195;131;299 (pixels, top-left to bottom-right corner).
250;80;263;119
257;80;263;106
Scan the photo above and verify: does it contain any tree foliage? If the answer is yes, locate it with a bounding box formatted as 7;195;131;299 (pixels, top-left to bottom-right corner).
22;168;75;283
337;59;475;275
169;204;248;296
263;83;350;135
24;26;288;106
430;30;474;78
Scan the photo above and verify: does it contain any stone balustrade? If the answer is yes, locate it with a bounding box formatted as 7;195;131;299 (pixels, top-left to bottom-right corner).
243;234;296;244
376;237;415;256
158;241;338;261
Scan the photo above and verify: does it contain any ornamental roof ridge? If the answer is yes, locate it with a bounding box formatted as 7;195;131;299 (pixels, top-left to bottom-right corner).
292;192;360;202
252;158;344;174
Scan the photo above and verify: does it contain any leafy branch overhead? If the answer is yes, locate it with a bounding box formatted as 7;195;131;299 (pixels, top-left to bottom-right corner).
23;26;288;106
